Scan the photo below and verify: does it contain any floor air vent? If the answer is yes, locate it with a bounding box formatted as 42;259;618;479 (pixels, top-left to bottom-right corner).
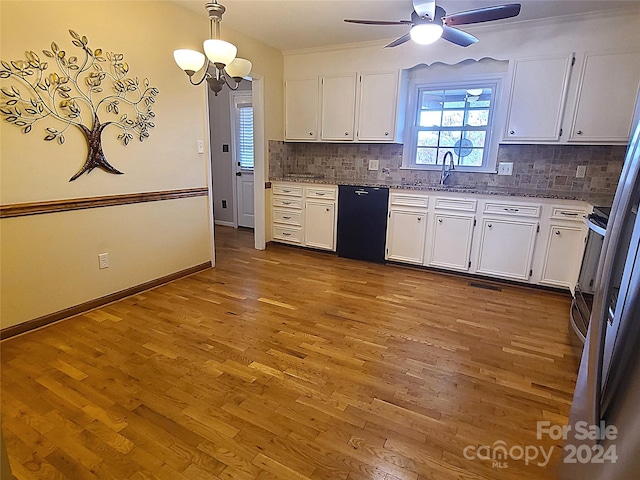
469;282;502;292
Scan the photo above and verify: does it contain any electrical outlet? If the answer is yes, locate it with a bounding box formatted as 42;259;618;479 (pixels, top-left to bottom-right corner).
576;165;586;178
497;162;513;175
222;200;227;208
98;253;109;269
368;159;379;171
197;140;204;154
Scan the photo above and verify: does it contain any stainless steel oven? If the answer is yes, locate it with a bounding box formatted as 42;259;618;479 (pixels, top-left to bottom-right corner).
570;207;610;342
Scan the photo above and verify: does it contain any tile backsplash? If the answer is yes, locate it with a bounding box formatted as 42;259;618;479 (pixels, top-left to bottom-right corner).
269;141;625;204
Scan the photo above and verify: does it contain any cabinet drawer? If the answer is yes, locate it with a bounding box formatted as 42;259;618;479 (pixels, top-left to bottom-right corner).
306;187;336;200
390;193;429;208
273;196;302;209
434;197;477;212
550;206;589;221
273;208;302;226
272;184;303;197
273;225;303;243
484;201;541;218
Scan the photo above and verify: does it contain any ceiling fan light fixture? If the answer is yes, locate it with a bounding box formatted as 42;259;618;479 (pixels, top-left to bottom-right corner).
410;23;443;45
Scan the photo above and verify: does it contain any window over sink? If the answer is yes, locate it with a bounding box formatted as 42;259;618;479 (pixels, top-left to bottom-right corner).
402;60;507;173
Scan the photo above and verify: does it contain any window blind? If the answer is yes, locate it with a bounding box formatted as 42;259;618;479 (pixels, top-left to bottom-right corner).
238;105;254;169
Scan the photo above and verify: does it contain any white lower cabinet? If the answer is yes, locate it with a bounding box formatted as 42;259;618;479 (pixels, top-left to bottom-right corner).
540;224;586;288
271;182;337;251
386;210;427;264
305;200;336;250
476;218;539;281
429;214;475;271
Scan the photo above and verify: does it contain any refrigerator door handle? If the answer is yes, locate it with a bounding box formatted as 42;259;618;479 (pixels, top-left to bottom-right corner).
586;113;640;426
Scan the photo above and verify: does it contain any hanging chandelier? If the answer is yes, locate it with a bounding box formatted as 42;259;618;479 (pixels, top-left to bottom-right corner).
173;1;252;95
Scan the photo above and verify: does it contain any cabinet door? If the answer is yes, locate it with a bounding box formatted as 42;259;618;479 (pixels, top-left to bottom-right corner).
504;54;574;142
386;210;427;264
305;200;336;251
540;225;586;288
285;78;319;140
321;74;356;141
429;214;475;271
357;71;398;141
477;218;538;281
569;51;640;143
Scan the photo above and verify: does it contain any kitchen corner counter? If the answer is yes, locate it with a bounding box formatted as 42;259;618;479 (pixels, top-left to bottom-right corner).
270;177;612;206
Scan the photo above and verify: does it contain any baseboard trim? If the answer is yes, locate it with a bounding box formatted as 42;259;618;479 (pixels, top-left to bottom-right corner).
0;261;212;341
214;220;236;227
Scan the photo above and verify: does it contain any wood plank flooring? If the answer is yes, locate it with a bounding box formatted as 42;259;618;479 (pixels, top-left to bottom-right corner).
1;226;583;480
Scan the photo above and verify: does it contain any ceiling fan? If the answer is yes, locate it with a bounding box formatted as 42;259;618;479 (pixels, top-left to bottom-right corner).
344;0;521;48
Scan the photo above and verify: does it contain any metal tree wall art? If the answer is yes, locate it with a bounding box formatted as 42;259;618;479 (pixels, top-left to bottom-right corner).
0;30;159;181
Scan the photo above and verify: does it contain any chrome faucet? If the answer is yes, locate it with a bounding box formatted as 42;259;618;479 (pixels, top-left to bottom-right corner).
440;151;455;185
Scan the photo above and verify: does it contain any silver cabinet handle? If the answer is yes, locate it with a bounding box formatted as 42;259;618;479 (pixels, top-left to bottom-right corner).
504;207;519;212
560;211;579;216
282;201;292;205
282;189;291;193
282;216;292;220
282;232;291;236
315;192;326;196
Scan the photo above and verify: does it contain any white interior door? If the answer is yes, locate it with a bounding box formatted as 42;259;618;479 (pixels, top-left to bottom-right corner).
231;92;254;228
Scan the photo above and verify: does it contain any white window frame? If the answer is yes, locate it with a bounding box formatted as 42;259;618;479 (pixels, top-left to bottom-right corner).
402;73;505;173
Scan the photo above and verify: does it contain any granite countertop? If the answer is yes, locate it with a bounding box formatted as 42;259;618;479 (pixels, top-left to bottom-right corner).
270;175;612;206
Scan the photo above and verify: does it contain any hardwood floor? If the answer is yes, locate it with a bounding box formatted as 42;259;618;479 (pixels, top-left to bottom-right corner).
1;226;583;480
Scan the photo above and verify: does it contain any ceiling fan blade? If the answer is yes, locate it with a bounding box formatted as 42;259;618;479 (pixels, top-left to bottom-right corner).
344;19;413;26
385;33;412;48
444;3;521;26
441;26;478;47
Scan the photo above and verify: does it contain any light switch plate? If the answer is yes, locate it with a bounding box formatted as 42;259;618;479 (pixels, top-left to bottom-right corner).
576;166;586;178
368;159;379;171
498;162;513;175
197;140;204;154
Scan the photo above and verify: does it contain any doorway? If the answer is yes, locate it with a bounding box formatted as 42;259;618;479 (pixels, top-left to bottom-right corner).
207;75;266;261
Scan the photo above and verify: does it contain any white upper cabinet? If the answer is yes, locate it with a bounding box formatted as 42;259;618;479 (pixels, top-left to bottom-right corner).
503;54;574;142
285;77;319;141
568;51;640;143
357;71;400;142
321;74;357;141
284;70;403;143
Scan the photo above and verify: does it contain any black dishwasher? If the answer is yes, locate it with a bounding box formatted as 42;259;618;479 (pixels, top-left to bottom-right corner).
337;185;389;263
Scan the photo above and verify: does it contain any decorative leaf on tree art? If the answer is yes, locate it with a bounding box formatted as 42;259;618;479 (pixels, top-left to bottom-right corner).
0;30;159;181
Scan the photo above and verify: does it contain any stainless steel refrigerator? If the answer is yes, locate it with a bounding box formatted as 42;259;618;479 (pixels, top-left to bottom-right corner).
561;95;640;479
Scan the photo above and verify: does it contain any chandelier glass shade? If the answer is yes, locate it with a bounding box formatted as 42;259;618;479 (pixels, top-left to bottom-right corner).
173;1;252;95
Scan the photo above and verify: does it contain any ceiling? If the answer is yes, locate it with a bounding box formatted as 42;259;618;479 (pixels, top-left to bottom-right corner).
174;0;640;52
